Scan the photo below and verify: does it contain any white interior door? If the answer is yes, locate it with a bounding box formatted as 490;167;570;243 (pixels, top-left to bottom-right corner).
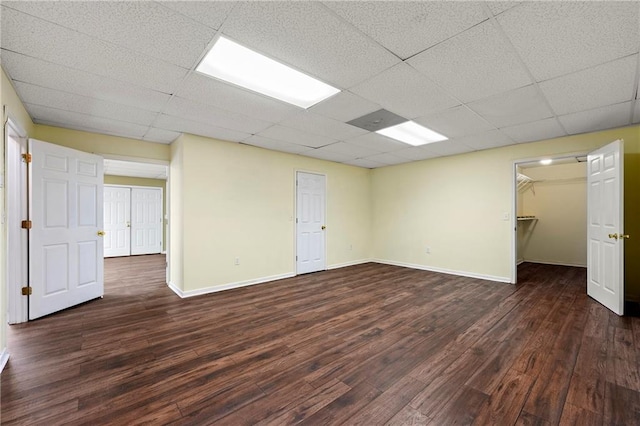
296;172;326;274
103;186;131;257
131;187;162;255
587;139;625;315
29;139;104;320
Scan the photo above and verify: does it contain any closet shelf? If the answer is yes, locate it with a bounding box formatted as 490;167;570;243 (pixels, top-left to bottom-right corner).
517;216;537;221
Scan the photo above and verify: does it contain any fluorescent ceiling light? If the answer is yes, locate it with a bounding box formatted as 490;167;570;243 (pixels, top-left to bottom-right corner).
540;159;553;165
196;36;340;109
376;121;447;146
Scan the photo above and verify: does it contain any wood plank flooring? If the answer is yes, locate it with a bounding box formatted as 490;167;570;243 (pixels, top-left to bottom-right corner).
1;255;640;425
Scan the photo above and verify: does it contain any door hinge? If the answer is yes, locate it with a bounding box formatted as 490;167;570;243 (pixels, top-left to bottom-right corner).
22;153;32;163
296;256;298;261
21;220;32;229
21;286;32;296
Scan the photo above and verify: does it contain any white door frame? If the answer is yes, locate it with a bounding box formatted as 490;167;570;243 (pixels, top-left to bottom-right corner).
510;151;589;284
294;170;328;274
5;117;28;324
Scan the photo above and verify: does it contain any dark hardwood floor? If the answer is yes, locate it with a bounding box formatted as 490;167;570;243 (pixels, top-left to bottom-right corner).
1;255;639;425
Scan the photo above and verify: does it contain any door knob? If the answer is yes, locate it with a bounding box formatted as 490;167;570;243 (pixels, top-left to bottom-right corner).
608;233;618;239
126;221;130;228
620;234;630;239
321;225;326;230
97;230;106;237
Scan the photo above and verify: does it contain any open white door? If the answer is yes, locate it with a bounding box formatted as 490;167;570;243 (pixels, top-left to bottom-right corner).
587;139;625;315
29;139;104;320
131;187;163;255
296;172;326;274
104;186;131;257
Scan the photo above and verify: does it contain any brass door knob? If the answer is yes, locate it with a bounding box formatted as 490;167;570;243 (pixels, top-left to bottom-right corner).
97;230;106;237
321;225;326;230
620;234;630;239
608;233;618;240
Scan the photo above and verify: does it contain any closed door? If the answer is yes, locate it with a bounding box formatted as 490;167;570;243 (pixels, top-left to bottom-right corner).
587;139;625;315
104;186;131;257
131;188;163;255
296;172;326;274
29;139;104;320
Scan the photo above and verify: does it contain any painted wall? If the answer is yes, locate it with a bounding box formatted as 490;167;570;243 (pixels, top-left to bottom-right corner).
33;125;169;162
104;175;167;252
169;133;372;293
371;125;640;287
520;163;587;267
1;68;35;365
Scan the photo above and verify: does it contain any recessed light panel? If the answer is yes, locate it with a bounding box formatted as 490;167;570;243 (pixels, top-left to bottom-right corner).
540;159;553;165
376;121;448;146
196;36;340;109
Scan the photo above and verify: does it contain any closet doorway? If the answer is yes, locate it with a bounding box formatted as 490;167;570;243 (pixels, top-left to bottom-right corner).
512;153;589;284
104;185;163;257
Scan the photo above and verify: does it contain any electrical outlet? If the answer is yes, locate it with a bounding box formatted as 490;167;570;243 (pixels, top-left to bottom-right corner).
234;257;240;265
425;246;431;254
503;212;510;221
349;244;353;251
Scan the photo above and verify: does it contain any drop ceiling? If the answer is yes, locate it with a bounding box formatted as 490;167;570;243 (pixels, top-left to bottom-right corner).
1;1;639;168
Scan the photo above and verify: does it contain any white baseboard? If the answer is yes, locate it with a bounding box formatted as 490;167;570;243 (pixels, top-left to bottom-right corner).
161;251;167;255
372;259;511;284
517;258;525;266
327;259;372;270
0;347;9;374
522;259;587;268
168;272;296;298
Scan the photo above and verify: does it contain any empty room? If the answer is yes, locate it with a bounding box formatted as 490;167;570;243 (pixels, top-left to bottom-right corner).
1;1;639;425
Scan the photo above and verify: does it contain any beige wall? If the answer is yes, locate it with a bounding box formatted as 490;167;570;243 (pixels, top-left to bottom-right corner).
371;125;640;286
170;133;372;293
519;163;587;267
104;175;167;252
1;68;35;359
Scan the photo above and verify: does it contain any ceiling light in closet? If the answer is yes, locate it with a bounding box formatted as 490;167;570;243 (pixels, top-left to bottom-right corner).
376;121;447;146
196;36;340;109
540;159;553;165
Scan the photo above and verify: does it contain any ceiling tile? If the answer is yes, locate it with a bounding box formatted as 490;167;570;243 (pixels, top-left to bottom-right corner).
324;1;488;59
257;125;337;148
392;146;441;161
242;135;311;155
1;6;188;93
143;128;181;144
361;152;409;166
277;111;367;140
558;102;632;135
449;130;514;151
500;118;567;144
344;132;408;153
343;158;386;169
467;85;554;128
304;148;356;163
497;2;639;81
221;1;400;88
155;114;250;142
2;2;216;68
27;104;149;139
487;2;522;16
408;20;532;103
176;73;300;123
350;63;459;119
539;55;638;115
308;91;381;122
0;51;172;112
159;2;236;30
415;105;495;139
319;142;380;158
423;139;475;157
14;81;158;127
164;97;273;134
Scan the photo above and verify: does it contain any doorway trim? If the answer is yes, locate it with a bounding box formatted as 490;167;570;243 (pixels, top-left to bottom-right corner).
294;169;328;274
5;117;28;324
510;151;589;284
